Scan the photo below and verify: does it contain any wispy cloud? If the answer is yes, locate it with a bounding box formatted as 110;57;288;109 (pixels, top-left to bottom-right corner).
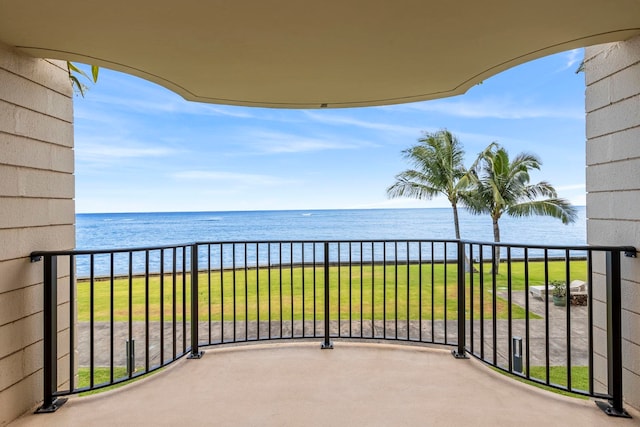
553;183;586;206
87;92;255;119
303;111;421;135
76;141;174;162
392;98;583;120
558;49;583;72
240;130;375;154
72;55;586;213
173;171;297;186
80;69;255;119
570;194;586;206
555;184;585;192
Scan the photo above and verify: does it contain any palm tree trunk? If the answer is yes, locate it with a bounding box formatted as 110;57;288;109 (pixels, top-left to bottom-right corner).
452;204;461;240
492;217;501;274
453;204;478;273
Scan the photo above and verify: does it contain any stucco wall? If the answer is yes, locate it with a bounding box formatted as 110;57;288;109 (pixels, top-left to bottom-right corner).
0;42;75;425
585;34;640;410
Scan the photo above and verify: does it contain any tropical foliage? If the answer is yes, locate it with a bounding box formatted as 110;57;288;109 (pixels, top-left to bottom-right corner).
386;130;470;239
388;131;578;274
67;62;99;96
466;145;577;272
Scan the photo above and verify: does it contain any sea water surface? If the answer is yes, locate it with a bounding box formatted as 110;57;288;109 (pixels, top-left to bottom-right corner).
74;208;587;276
77;207;587;250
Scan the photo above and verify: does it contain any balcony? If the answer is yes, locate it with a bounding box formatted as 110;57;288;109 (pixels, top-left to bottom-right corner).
12;239;638;425
9;341;638;427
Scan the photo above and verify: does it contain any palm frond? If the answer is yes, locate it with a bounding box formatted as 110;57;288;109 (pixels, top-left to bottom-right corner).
523;181;558;199
386;175;441;200
506;199;578;224
67;61;99;96
388;129;468;205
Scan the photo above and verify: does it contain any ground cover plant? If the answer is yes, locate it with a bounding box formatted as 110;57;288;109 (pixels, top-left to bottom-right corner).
77;259;586;323
494;366;590;399
77;366;127;391
528;365;590;392
77;367;162;396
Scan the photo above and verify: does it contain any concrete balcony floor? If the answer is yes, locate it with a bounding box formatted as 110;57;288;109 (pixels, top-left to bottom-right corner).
9;342;640;427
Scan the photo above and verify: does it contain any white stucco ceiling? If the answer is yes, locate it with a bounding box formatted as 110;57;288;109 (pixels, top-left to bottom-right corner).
1;1;639;108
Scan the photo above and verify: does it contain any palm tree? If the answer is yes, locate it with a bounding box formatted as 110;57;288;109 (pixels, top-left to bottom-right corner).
67;62;99;96
466;145;578;273
386;130;469;239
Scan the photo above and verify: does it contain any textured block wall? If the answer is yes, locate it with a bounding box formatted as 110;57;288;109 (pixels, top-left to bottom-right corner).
0;42;75;425
585;34;640;410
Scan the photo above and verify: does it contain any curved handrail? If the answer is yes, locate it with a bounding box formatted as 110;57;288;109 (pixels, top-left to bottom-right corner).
32;239;634;417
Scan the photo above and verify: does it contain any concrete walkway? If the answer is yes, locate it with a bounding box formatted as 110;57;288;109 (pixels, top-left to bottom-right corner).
9;342;639;427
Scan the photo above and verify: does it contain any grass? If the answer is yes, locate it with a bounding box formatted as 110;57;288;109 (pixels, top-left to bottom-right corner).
78;367;127;396
529;366;590;392
494;366;590;399
77;366;164;396
76;260;586;323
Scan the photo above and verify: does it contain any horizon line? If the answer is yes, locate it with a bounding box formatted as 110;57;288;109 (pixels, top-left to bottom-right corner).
76;205;587;216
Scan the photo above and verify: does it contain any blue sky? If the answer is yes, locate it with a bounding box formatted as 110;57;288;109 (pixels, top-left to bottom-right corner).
74;49;586;213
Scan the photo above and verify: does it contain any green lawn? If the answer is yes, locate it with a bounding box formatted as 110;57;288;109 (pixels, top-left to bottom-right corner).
77;260;586;323
77;366;128;396
78;366;127;387
501;365;590;399
77;366;160;396
529;365;590;392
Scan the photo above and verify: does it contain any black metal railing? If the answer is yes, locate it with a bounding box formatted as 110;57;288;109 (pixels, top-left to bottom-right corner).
31;239;636;417
192;240;462;347
31;243;197;413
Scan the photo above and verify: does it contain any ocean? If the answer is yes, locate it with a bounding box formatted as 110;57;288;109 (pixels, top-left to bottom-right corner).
74;207;587;276
77;207;586;249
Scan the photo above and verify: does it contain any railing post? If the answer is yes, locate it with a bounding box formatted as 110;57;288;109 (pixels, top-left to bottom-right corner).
452;241;468;359
321;242;333;349
188;244;203;359
596;250;629;417
36;255;67;413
